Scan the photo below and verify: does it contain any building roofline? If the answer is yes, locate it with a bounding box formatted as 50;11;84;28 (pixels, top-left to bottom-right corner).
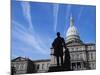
33;59;51;62
11;56;51;62
11;56;32;62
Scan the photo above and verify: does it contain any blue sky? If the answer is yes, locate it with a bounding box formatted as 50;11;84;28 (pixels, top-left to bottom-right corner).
11;1;96;60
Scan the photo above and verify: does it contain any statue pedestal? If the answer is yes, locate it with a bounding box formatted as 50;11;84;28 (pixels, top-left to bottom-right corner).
48;65;71;72
49;48;71;72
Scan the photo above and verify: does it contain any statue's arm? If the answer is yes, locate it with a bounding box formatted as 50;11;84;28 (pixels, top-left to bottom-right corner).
62;38;66;49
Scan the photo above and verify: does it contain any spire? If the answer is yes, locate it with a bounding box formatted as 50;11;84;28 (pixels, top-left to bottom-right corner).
70;14;74;27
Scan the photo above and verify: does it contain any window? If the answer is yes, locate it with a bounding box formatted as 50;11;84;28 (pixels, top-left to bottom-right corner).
91;46;95;50
76;47;78;50
77;54;80;60
88;46;93;50
71;48;74;51
72;63;76;69
71;54;75;60
47;63;49;68
37;64;39;70
91;53;93;60
81;47;85;50
87;46;90;50
77;62;81;69
20;64;24;70
16;63;20;70
92;63;96;69
80;53;83;60
69;48;72;51
42;64;44;69
82;53;86;61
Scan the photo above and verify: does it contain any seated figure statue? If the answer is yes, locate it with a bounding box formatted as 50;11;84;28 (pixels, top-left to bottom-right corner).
63;48;71;71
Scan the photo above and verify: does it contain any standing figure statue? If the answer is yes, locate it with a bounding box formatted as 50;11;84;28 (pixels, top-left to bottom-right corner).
11;66;16;75
52;32;66;66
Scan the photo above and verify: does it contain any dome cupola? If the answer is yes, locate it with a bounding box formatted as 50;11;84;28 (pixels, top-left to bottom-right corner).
65;14;81;43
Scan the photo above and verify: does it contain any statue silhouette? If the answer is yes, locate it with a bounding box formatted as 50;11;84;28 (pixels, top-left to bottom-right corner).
52;32;66;66
63;48;71;71
11;66;16;75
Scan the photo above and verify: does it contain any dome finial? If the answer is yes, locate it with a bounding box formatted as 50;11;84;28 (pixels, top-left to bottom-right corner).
70;14;74;27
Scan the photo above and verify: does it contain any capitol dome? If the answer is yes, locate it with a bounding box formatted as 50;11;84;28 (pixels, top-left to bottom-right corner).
66;25;79;37
65;15;80;43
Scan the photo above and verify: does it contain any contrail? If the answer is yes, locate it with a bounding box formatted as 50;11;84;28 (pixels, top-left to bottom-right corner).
21;1;33;30
13;1;50;55
53;3;59;32
64;5;71;35
77;7;84;24
12;20;49;54
66;5;71;20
